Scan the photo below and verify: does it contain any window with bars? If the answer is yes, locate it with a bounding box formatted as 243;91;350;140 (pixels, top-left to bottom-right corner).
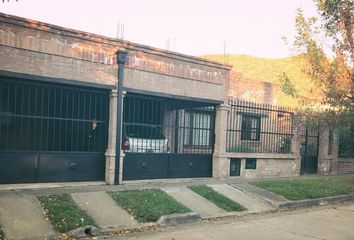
241;115;261;141
183;111;211;146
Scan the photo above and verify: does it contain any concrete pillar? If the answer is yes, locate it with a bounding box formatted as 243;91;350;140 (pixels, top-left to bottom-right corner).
213;104;230;178
291;117;302;175
318;129;339;174
105;89;118;185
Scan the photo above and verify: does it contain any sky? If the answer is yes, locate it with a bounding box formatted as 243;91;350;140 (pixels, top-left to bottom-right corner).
0;0;318;58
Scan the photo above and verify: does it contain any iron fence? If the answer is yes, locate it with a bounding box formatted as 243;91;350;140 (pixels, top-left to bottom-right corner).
226;98;294;153
0;77;109;152
338;127;354;158
123;93;216;154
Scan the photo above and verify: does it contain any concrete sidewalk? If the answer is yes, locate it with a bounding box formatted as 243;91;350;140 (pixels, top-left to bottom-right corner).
1;175;353;240
0;181;275;239
162;186;227;218
71;191;138;230
0;192;55;240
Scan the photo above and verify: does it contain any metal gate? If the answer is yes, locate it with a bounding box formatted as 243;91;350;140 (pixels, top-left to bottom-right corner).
300;126;319;174
122;93;215;180
0;77;109;183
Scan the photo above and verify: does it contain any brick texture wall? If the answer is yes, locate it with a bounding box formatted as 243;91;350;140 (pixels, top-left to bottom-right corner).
240;158;300;178
0;13;230;102
333;159;354;175
229;72;280;105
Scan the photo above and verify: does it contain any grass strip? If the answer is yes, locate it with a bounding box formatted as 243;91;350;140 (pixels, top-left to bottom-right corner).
108;189;190;222
251;176;354;201
38;193;95;233
188;185;246;212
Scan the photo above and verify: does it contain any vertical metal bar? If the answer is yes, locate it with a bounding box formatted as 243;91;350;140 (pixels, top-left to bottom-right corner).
52;87;56;151
93;93;97;152
64;89;69;151
226;104;230;152
57;88;62;151
12;83;17;149
4;82;9;149
6;82;10;149
0;81;3;148
70;91;75;151
233;102;237;152
82;92;86;151
88;92;92;151
301;127;309;174
266;104;270;153
40;87;44;150
32;86;38;150
174;104;179;154
98;94;103;152
46;87;50;151
76;91;80;151
26;85;31;150
115;50;128;184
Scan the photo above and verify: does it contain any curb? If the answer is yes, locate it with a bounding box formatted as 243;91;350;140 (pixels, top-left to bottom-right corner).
67;225;102;238
156;212;201;226
276;194;354;209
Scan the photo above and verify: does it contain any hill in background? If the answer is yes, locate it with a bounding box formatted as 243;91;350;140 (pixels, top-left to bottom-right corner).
201;54;317;107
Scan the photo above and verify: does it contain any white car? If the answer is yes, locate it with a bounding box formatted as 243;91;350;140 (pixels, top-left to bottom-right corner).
122;124;169;153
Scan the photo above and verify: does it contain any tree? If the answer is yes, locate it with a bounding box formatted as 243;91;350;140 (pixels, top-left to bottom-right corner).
282;0;353;131
281;0;354;157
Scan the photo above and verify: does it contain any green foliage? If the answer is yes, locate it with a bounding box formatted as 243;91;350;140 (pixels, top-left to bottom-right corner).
188;185;246;212
252;176;354;200
38;194;96;233
279;72;298;97
288;1;354;130
107;189;190;222
315;0;354;61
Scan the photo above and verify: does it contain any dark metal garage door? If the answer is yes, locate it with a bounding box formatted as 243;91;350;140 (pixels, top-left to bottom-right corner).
122;93;215;180
0;77;109;184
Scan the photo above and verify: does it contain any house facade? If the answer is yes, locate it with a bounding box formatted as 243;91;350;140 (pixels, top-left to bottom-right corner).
0;13;349;185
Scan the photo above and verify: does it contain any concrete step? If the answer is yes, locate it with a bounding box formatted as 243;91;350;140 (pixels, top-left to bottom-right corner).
162;186;226;218
0;192;55;240
71;191;138;229
231;183;288;205
208;184;275;213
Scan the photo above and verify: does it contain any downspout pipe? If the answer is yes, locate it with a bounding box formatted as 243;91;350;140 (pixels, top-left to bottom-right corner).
115;50;128;184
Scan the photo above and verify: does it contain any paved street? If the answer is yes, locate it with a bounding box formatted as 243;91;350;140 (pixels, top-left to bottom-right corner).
112;203;354;240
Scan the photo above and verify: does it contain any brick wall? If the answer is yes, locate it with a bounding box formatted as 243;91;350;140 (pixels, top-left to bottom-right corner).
242;158;300;178
228;72;280;105
333;159;354;175
0;14;118;86
0;13;230;102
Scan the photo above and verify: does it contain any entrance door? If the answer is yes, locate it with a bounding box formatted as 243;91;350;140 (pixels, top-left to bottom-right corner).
122;93;215;180
0;77;109;183
300;127;319;174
